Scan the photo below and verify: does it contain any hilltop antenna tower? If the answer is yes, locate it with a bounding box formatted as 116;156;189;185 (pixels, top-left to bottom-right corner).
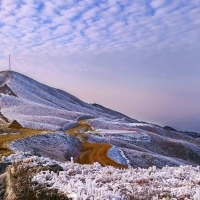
9;54;11;71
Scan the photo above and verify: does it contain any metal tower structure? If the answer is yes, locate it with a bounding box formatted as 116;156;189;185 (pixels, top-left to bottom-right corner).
9;54;11;71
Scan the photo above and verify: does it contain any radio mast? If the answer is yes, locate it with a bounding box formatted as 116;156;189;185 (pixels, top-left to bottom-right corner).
9;54;11;71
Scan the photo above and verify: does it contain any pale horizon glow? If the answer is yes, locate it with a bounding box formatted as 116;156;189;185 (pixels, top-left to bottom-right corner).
0;0;200;132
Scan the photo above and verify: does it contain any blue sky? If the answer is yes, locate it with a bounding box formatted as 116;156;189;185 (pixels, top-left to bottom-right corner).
0;0;200;131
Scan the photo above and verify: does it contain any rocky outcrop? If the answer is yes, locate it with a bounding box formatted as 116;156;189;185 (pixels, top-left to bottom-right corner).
0;85;17;97
0;112;9;123
8;120;23;129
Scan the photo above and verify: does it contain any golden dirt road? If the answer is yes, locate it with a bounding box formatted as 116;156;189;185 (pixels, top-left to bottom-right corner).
67;120;127;168
0;128;48;160
0;120;126;168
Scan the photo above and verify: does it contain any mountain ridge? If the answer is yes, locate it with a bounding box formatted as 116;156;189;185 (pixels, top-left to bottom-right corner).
0;70;200;168
0;70;138;130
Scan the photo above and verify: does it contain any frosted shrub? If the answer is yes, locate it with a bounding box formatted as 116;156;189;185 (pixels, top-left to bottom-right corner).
194;187;200;200
32;161;200;200
4;150;200;199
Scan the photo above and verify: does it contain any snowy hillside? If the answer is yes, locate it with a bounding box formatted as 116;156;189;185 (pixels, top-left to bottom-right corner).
8;132;82;162
0;70;199;199
0;70;199;169
0;71;138;130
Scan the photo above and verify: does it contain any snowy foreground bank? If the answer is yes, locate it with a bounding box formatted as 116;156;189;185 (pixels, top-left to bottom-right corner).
4;152;200;200
33;163;200;200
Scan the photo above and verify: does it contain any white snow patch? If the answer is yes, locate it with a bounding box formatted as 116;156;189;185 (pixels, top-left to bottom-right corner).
107;146;130;166
127;123;153;127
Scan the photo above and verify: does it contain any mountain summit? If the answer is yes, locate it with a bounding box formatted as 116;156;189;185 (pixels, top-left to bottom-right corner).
0;70;200;168
0;71;137;130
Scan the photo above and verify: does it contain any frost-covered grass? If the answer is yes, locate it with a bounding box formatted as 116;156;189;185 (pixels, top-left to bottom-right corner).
89;129;151;143
1;95;86;130
0;71;139;131
2;151;63;166
88;118;152;131
31;160;200;200
0;129;46;160
2;151;200;200
6;132;82;162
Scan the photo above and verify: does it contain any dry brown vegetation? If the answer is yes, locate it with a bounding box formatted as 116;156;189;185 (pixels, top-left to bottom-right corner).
2;161;71;200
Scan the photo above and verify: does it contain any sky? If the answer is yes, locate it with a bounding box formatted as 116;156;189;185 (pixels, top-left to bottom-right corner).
0;0;200;132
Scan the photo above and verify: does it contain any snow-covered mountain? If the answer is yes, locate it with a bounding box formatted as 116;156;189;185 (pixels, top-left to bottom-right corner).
0;70;200;168
0;71;137;130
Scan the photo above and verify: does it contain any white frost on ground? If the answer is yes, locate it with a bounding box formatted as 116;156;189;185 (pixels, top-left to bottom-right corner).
16;120;61;131
88;118;153;131
2;150;200;199
0;95;86;130
107;146;130;166
8;132;82;162
2;151;62;166
0;71;140;131
31;160;200;200
126;123;153;127
92;129;151;142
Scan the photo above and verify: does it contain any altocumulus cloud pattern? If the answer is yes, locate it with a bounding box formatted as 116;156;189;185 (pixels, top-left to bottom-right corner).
0;0;199;55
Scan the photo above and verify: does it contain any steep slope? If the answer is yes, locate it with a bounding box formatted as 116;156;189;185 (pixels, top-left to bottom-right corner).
0;70;199;168
0;71;138;130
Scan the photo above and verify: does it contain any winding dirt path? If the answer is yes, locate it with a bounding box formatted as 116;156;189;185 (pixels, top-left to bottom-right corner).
66;120;127;168
0;120;127;168
0;127;48;160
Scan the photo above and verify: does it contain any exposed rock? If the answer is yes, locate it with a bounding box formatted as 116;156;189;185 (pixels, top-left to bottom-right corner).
42;164;63;173
8;120;23;129
0;84;17;97
0;112;9;123
0;163;11;174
